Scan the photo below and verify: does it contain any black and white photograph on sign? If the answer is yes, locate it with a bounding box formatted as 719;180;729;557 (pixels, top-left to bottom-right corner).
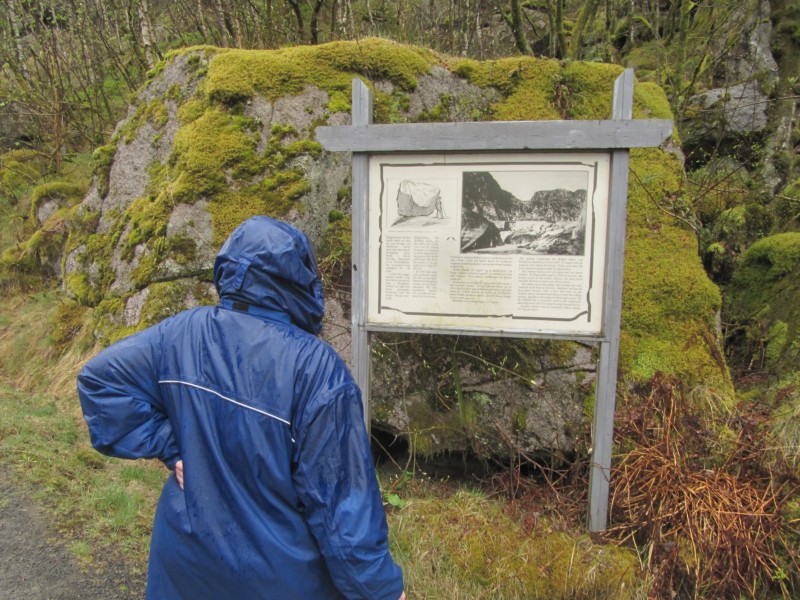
367;153;610;337
461;170;589;255
386;178;457;228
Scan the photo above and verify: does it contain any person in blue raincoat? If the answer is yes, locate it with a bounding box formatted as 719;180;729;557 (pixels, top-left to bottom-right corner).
77;216;405;600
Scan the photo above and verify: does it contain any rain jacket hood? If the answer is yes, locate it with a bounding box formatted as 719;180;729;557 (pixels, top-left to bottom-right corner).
214;215;324;334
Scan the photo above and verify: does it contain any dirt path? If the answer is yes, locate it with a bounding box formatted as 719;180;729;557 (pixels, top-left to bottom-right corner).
0;467;146;600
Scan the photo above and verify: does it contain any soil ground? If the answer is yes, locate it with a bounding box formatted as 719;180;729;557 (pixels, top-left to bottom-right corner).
0;467;145;600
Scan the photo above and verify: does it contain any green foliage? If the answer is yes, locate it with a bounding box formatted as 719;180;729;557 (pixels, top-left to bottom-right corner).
0;150;48;203
29;181;85;222
775;177;800;231
725;233;800;374
770;372;800;473
50;299;92;354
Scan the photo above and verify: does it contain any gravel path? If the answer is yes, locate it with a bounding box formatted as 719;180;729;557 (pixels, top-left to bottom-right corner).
0;467;146;600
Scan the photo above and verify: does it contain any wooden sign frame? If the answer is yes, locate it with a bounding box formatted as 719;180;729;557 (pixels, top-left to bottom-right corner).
317;70;672;531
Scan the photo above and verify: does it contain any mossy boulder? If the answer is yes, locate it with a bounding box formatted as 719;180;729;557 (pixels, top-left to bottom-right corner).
0;165;86;288
59;39;730;453
725;232;800;376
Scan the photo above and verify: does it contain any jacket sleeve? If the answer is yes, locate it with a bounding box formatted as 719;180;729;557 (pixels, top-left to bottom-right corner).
76;326;180;469
292;381;404;600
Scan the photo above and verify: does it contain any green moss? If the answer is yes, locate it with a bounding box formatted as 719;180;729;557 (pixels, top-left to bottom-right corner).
65;271;102;306
562;61;625;119
0;208;73;283
171;110;260;200
120;195;170;261
204;39;434;107
93;296;135;344
327;90;350;113
633;81;674;121
417;94;452;122
373;88;413;123
453;56;562;120
177;98;208;125
92;144;117;199
29;181;85;222
766;320;789;363
0;150;47;201
146;99;169;128
726;233;800;374
117;98;170;144
167;235;197;265
620;148;731;394
713;203;773;250
166;84;182;101
138;281;194;327
511;407;528;433
389;489;639;598
770;372;800;471
145;60;166;81
65;215;122;307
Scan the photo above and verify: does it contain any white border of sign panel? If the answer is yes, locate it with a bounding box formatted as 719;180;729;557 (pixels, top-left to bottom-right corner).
367;152;610;336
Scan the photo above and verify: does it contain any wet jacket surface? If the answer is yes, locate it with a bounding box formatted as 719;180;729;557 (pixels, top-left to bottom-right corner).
77;217;404;599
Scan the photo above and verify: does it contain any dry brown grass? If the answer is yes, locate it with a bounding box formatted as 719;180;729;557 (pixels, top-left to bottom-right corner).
605;374;797;598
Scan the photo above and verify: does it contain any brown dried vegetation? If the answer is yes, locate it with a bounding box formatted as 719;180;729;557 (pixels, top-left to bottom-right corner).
605;374;798;598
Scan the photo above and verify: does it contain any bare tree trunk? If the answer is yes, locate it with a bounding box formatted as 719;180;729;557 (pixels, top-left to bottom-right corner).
329;0;337;40
5;0;29;79
365;0;375;33
194;0;210;41
138;0;160;68
343;0;355;38
628;0;636;49
555;0;567;57
567;0;601;59
310;0;325;44
266;0;274;46
497;0;533;55
286;0;305;41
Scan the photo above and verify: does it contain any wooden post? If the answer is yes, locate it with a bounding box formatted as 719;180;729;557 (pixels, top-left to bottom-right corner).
350;78;373;428
588;68;634;532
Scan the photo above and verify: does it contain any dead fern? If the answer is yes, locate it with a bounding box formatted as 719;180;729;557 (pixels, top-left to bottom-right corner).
605;374;796;598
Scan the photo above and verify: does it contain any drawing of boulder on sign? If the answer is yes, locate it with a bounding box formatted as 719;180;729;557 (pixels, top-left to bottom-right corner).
392;180;446;226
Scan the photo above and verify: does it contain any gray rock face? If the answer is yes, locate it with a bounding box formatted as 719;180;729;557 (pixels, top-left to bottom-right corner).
723;0;778;88
372;341;595;455
690;82;770;134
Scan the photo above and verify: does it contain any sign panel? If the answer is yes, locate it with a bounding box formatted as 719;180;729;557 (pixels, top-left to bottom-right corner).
367;152;611;336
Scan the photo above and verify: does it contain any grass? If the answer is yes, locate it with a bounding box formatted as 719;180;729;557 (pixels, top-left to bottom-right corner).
0;292;159;580
385;479;640;599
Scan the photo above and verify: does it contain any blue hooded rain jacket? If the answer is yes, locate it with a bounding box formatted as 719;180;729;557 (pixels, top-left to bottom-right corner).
77;216;404;599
